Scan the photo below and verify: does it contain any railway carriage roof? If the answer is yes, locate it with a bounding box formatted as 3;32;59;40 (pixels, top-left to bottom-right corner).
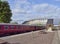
0;23;45;26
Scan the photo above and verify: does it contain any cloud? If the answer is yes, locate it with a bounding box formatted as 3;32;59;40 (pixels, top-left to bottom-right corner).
12;0;32;14
33;3;60;19
10;0;60;23
32;4;60;16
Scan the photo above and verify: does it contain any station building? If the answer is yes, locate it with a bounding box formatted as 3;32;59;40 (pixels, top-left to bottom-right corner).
23;19;54;31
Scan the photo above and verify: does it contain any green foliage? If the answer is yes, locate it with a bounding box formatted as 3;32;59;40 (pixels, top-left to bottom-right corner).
0;1;12;23
11;21;18;24
35;23;42;26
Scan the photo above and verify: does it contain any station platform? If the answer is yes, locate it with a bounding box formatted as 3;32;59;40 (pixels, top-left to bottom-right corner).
0;30;60;44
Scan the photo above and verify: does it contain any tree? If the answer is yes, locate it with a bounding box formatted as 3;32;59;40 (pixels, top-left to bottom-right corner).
10;21;18;24
0;0;12;23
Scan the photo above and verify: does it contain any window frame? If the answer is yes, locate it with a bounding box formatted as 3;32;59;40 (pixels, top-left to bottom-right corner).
10;25;15;29
4;25;9;29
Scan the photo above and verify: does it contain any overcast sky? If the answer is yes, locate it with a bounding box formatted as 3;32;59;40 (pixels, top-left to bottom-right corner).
5;0;60;23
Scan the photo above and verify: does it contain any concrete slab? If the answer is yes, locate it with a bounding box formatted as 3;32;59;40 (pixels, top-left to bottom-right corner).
0;39;8;44
0;30;57;44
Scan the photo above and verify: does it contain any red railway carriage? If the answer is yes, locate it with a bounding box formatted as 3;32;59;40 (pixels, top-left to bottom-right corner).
0;23;45;36
35;26;45;30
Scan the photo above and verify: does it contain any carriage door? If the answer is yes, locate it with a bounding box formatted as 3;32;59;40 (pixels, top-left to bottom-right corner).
0;25;1;30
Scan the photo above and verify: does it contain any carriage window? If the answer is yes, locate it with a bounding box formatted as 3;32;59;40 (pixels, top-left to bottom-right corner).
10;26;15;29
16;26;20;29
16;26;19;29
4;26;9;29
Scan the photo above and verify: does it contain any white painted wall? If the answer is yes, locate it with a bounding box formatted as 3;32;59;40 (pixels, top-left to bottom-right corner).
25;19;48;25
